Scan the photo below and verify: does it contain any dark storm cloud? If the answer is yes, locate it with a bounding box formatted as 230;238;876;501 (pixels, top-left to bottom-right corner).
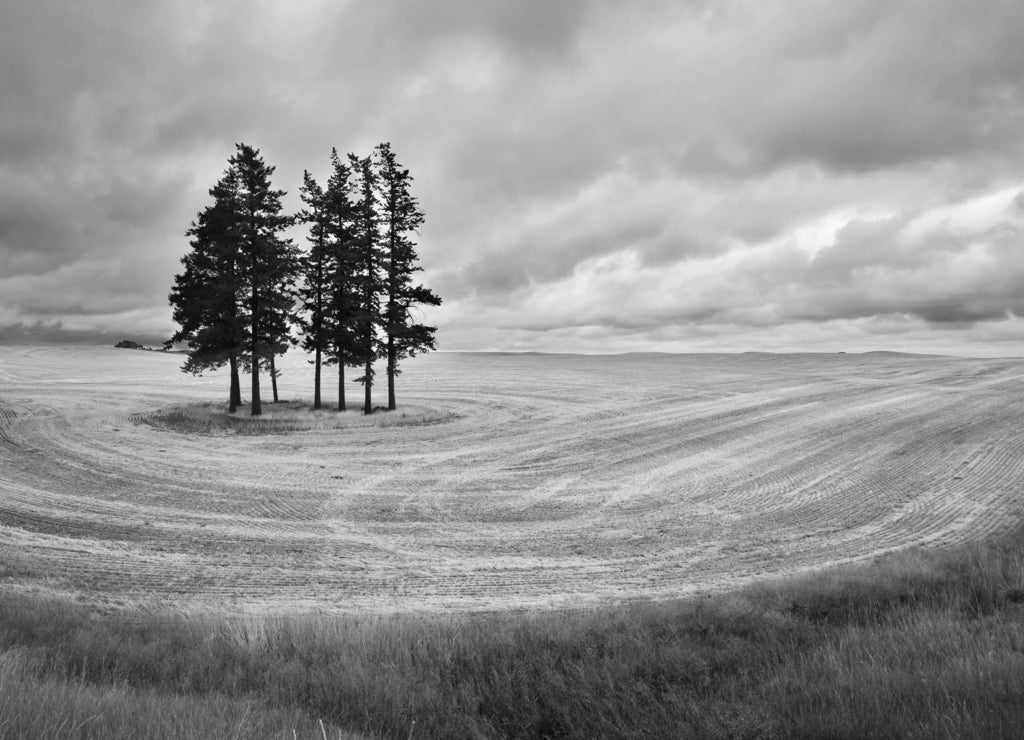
339;0;595;60
777;208;1024;326
408;0;984;222
710;1;1024;173
404;0;1024;337
2;0;1024;352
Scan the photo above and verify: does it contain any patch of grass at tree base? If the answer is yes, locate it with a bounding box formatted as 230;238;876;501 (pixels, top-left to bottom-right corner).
143;399;455;435
2;525;1024;738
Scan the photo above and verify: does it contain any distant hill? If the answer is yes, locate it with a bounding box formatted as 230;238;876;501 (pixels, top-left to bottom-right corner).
114;340;182;353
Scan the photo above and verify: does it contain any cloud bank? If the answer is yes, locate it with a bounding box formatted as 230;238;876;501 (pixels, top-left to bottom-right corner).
2;0;1024;354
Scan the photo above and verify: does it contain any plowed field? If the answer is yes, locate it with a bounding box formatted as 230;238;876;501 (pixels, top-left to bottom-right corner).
1;346;1022;614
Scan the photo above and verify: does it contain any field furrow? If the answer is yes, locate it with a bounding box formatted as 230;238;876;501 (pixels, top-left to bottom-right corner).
1;346;1022;614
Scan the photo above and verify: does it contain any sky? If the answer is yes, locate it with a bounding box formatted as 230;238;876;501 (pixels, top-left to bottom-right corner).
2;0;1024;356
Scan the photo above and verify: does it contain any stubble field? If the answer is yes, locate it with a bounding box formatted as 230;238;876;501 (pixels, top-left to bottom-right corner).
1;345;1023;615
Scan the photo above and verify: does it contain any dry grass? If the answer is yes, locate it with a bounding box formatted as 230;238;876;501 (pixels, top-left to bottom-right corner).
147;399;455;434
0;648;360;739
2;527;1024;738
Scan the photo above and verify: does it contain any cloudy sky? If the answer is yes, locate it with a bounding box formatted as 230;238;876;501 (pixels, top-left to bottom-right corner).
2;0;1024;355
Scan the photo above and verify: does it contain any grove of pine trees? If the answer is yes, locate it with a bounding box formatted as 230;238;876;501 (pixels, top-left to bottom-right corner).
168;142;440;416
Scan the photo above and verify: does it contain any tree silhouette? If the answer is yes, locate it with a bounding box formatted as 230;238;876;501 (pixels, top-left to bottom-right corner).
324;150;363;411
167;167;244;412
231;143;298;416
374;142;441;411
348;153;383;415
172;142;440;418
297;169;333;409
168;144;297;416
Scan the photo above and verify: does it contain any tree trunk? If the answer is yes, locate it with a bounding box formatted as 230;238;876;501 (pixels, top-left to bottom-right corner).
270;353;279;403
314;347;322;410
338;359;345;411
228;354;240;414
362;254;374;415
363;351;373;415
387;216;397;411
250;290;262;417
387;335;396;410
251;357;262;415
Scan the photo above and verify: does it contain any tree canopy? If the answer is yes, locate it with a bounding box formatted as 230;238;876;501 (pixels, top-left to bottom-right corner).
168;143;297;415
169;141;440;417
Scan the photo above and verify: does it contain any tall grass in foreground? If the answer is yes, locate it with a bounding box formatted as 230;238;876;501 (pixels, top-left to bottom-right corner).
2;528;1024;738
0;648;355;739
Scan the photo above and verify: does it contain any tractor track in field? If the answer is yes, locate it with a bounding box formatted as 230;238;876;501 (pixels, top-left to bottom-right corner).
1;346;1023;614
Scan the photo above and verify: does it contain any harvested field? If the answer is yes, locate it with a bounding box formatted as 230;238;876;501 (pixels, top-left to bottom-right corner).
1;345;1023;614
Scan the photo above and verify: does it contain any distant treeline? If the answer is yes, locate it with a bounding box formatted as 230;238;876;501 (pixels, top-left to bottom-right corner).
168;143;440;416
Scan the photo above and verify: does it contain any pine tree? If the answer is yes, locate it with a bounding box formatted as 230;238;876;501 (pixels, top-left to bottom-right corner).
230;143;298;416
169;146;297;416
167;167;244;412
348;153;383;415
324;150;362;411
297;170;334;410
374;142;441;410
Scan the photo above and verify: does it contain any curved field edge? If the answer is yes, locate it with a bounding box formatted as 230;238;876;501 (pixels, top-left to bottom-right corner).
1;346;1024;613
2;526;1023;739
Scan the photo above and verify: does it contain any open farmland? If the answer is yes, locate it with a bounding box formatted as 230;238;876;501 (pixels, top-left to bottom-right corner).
1;345;1023;614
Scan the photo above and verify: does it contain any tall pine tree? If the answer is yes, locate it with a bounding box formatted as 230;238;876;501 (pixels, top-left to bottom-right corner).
297;170;333;409
349;153;383;415
167;167;244;412
374;142;441;411
169;144;297;417
231;143;298;416
324;150;362;411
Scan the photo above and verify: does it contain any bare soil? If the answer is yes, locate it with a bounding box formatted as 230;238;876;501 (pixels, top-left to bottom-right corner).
1;346;1022;614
